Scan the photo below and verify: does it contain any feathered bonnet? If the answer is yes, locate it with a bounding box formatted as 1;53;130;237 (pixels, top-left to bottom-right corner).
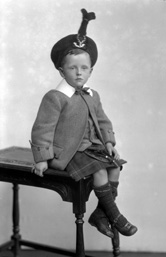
51;9;98;69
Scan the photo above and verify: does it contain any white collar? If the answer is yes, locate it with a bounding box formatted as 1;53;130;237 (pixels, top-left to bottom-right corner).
55;79;93;98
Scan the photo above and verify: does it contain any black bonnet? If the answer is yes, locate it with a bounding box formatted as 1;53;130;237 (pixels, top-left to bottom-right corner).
51;9;98;69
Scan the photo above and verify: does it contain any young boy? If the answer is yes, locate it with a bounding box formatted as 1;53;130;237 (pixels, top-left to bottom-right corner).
30;9;137;238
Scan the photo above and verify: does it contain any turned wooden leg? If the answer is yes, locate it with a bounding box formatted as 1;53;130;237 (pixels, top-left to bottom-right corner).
111;227;121;256
11;183;21;257
75;213;85;257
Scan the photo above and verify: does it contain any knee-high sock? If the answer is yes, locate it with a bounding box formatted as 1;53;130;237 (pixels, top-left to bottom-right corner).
94;182;127;227
96;181;119;209
110;181;119;200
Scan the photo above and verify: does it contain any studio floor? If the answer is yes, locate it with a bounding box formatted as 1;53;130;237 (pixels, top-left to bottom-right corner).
0;250;165;257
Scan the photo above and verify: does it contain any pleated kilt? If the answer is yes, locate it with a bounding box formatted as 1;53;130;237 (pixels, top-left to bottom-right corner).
66;144;127;181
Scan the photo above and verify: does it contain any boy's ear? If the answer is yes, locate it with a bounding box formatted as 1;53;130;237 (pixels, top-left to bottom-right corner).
59;67;65;78
90;68;93;74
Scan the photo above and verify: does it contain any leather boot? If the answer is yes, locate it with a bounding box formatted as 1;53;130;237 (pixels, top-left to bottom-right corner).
88;181;119;238
88;203;114;238
94;182;138;237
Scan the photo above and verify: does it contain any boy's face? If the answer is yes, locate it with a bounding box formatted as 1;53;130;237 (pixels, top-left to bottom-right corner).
59;52;93;88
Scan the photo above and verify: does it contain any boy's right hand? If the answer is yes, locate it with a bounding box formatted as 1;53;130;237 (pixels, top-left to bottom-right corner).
105;142;120;160
33;161;48;177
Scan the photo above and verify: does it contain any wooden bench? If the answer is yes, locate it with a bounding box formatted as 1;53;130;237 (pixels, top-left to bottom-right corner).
0;146;120;257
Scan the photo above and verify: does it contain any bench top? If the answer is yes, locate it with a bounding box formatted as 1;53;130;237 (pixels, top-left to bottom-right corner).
0;146;69;177
0;146;92;208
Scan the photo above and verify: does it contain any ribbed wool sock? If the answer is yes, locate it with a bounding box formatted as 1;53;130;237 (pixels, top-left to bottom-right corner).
94;182;127;227
96;181;119;209
109;181;119;200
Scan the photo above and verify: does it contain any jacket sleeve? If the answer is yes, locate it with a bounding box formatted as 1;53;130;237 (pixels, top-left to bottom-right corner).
30;90;61;163
95;91;116;146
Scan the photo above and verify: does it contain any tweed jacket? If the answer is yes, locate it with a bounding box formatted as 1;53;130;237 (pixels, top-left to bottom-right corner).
30;79;116;170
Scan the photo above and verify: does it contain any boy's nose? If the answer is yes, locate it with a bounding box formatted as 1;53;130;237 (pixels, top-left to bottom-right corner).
76;68;82;75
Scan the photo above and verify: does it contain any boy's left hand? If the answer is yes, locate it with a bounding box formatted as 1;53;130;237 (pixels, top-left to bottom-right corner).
105;142;120;160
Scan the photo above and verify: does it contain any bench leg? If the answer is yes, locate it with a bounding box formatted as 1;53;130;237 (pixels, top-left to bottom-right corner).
75;213;85;257
11;183;21;257
111;227;120;256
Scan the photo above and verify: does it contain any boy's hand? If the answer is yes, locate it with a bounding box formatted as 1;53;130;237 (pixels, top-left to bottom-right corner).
105;142;120;160
33;161;48;177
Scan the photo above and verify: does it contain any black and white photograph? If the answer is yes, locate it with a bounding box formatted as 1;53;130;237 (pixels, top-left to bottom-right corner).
0;0;165;256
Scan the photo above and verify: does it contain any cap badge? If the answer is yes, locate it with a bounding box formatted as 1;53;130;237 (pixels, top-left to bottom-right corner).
73;34;86;48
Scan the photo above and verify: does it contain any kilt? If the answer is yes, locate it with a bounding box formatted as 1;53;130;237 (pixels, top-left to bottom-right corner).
66;144;127;181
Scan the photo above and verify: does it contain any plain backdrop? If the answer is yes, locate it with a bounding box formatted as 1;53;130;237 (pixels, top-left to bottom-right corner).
0;0;166;253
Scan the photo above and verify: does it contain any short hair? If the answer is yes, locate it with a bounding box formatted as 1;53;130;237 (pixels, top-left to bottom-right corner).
60;49;92;68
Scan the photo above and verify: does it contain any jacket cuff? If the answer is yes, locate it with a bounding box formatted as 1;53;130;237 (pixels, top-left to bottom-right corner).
102;129;116;146
30;141;54;163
